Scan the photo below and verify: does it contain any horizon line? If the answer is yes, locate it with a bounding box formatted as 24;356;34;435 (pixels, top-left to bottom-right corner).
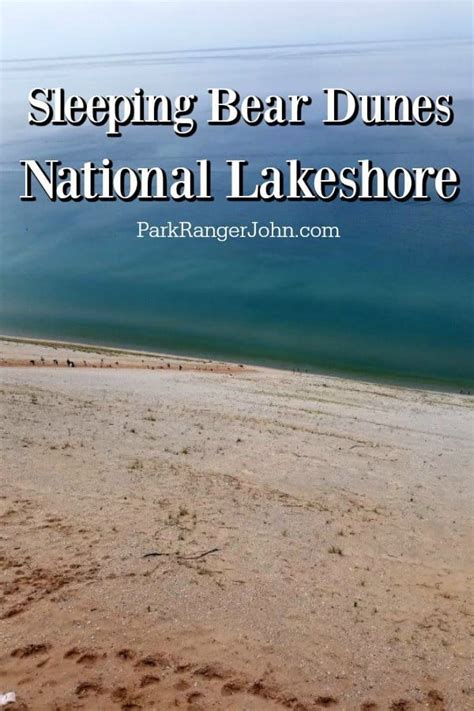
1;35;471;64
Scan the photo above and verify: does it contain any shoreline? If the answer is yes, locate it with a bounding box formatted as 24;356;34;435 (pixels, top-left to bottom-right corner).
1;332;471;395
0;335;251;376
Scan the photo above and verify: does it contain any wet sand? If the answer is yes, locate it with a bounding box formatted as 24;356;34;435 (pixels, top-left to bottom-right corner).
0;337;472;710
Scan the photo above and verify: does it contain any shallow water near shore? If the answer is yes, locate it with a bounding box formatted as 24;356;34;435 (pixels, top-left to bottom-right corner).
1;39;473;388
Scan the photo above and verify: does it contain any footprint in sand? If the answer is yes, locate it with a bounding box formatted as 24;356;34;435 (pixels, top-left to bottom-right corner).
427;690;446;711
76;651;102;665
221;679;246;695
315;697;339;708
75;681;103;698
12;643;51;658
140;674;160;687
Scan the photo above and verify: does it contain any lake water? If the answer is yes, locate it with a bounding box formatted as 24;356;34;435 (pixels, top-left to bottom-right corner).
1;39;473;388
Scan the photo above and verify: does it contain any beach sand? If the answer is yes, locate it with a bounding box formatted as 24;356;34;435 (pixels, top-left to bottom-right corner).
0;337;472;710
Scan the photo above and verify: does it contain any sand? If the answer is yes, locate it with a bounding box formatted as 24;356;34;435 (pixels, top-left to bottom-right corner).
0;337;472;710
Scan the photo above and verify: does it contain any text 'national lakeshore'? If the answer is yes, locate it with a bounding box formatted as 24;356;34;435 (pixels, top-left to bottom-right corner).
21;158;459;203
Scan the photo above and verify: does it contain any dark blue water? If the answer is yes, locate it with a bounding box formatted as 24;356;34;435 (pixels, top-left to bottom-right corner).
1;40;473;388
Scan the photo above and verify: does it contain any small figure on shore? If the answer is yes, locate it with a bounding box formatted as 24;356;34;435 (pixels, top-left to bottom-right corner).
29;359;35;366
66;359;75;368
53;359;58;365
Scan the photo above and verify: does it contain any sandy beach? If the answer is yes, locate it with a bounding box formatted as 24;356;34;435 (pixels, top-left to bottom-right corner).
0;337;472;710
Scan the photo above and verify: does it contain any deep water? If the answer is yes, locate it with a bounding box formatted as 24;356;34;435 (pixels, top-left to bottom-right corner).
1;39;473;388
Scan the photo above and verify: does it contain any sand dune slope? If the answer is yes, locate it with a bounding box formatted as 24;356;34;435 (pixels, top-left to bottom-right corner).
0;340;473;710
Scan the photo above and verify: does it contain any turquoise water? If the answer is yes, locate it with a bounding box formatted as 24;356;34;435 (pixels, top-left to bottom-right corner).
1;39;473;388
